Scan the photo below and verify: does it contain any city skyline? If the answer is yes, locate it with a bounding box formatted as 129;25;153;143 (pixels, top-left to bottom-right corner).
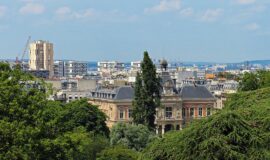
0;0;270;62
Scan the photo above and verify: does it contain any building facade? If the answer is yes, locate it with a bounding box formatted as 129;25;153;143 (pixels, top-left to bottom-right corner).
47;78;97;103
53;60;88;78
29;40;54;77
98;61;125;73
180;85;216;125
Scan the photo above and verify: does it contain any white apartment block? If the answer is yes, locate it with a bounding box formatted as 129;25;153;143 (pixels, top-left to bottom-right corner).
54;60;88;78
98;61;125;73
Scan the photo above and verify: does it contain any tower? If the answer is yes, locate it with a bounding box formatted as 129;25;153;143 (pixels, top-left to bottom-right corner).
29;40;54;78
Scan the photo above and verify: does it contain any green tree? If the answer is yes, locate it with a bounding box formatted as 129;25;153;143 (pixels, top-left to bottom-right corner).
257;70;270;89
40;127;108;160
238;72;260;91
0;62;110;159
110;123;157;151
132;51;161;129
132;72;145;125
60;99;110;137
97;145;139;160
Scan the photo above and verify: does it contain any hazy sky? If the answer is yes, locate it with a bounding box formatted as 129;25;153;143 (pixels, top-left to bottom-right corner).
0;0;269;62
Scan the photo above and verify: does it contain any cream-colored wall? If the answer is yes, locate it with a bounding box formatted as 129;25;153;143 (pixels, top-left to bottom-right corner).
89;97;183;129
88;99;134;128
29;41;54;78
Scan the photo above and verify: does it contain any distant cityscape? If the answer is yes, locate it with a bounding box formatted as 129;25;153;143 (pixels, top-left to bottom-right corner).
1;39;270;134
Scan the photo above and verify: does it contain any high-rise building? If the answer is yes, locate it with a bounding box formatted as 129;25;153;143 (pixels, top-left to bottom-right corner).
29;40;54;77
53;60;88;78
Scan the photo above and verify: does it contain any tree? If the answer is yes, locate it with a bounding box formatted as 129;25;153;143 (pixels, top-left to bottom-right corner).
238;71;270;92
110;123;157;151
132;51;161;129
238;72;259;91
257;70;270;89
60;99;110;137
40;127;108;160
132;72;145;125
0;62;110;159
97;145;139;160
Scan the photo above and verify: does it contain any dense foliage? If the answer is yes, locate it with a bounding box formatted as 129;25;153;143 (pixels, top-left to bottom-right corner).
110;123;157;151
132;51;161;129
238;70;270;91
97;145;139;160
0;63;109;159
141;87;270;160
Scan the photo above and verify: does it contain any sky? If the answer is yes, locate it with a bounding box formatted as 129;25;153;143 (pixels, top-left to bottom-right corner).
0;0;269;62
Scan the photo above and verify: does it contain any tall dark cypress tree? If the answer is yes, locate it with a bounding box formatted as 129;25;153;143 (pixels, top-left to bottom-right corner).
132;51;161;129
132;72;145;125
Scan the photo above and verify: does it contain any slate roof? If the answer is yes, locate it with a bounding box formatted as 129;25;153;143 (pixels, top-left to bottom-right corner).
114;86;134;100
180;85;215;100
90;86;134;100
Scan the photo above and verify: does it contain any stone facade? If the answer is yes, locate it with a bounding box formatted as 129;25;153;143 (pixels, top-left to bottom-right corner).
88;85;216;135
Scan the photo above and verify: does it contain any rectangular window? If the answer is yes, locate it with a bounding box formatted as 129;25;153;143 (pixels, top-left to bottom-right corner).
128;109;132;119
190;108;194;117
182;108;186;117
199;107;202;117
119;110;124;119
207;108;211;116
165;107;172;118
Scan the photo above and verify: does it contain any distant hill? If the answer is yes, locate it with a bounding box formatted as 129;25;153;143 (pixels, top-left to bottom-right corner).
248;60;270;65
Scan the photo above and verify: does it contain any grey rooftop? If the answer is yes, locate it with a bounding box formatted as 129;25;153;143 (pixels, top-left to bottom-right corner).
180;85;215;100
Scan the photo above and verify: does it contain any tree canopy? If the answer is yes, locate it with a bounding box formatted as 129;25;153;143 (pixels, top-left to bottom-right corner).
97;145;139;160
238;70;270;91
110;123;157;151
0;62;109;159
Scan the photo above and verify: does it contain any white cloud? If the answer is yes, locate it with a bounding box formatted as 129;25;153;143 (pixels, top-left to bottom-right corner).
55;7;139;23
55;6;72;16
145;0;181;13
201;9;224;22
180;8;194;17
0;6;7;17
55;7;96;20
19;3;45;15
236;0;256;5
245;23;260;30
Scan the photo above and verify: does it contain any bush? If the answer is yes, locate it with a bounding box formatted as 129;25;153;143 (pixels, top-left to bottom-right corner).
97;145;139;160
110;123;157;151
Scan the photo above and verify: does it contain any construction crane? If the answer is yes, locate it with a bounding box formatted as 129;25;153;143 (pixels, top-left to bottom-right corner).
16;36;31;65
21;36;31;62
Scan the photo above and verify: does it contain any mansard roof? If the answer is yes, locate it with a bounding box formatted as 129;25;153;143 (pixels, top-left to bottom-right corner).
90;86;134;100
180;85;215;100
114;86;134;100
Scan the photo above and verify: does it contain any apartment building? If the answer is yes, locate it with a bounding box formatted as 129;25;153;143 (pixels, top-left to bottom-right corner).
98;61;125;73
53;60;88;78
29;40;54;78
